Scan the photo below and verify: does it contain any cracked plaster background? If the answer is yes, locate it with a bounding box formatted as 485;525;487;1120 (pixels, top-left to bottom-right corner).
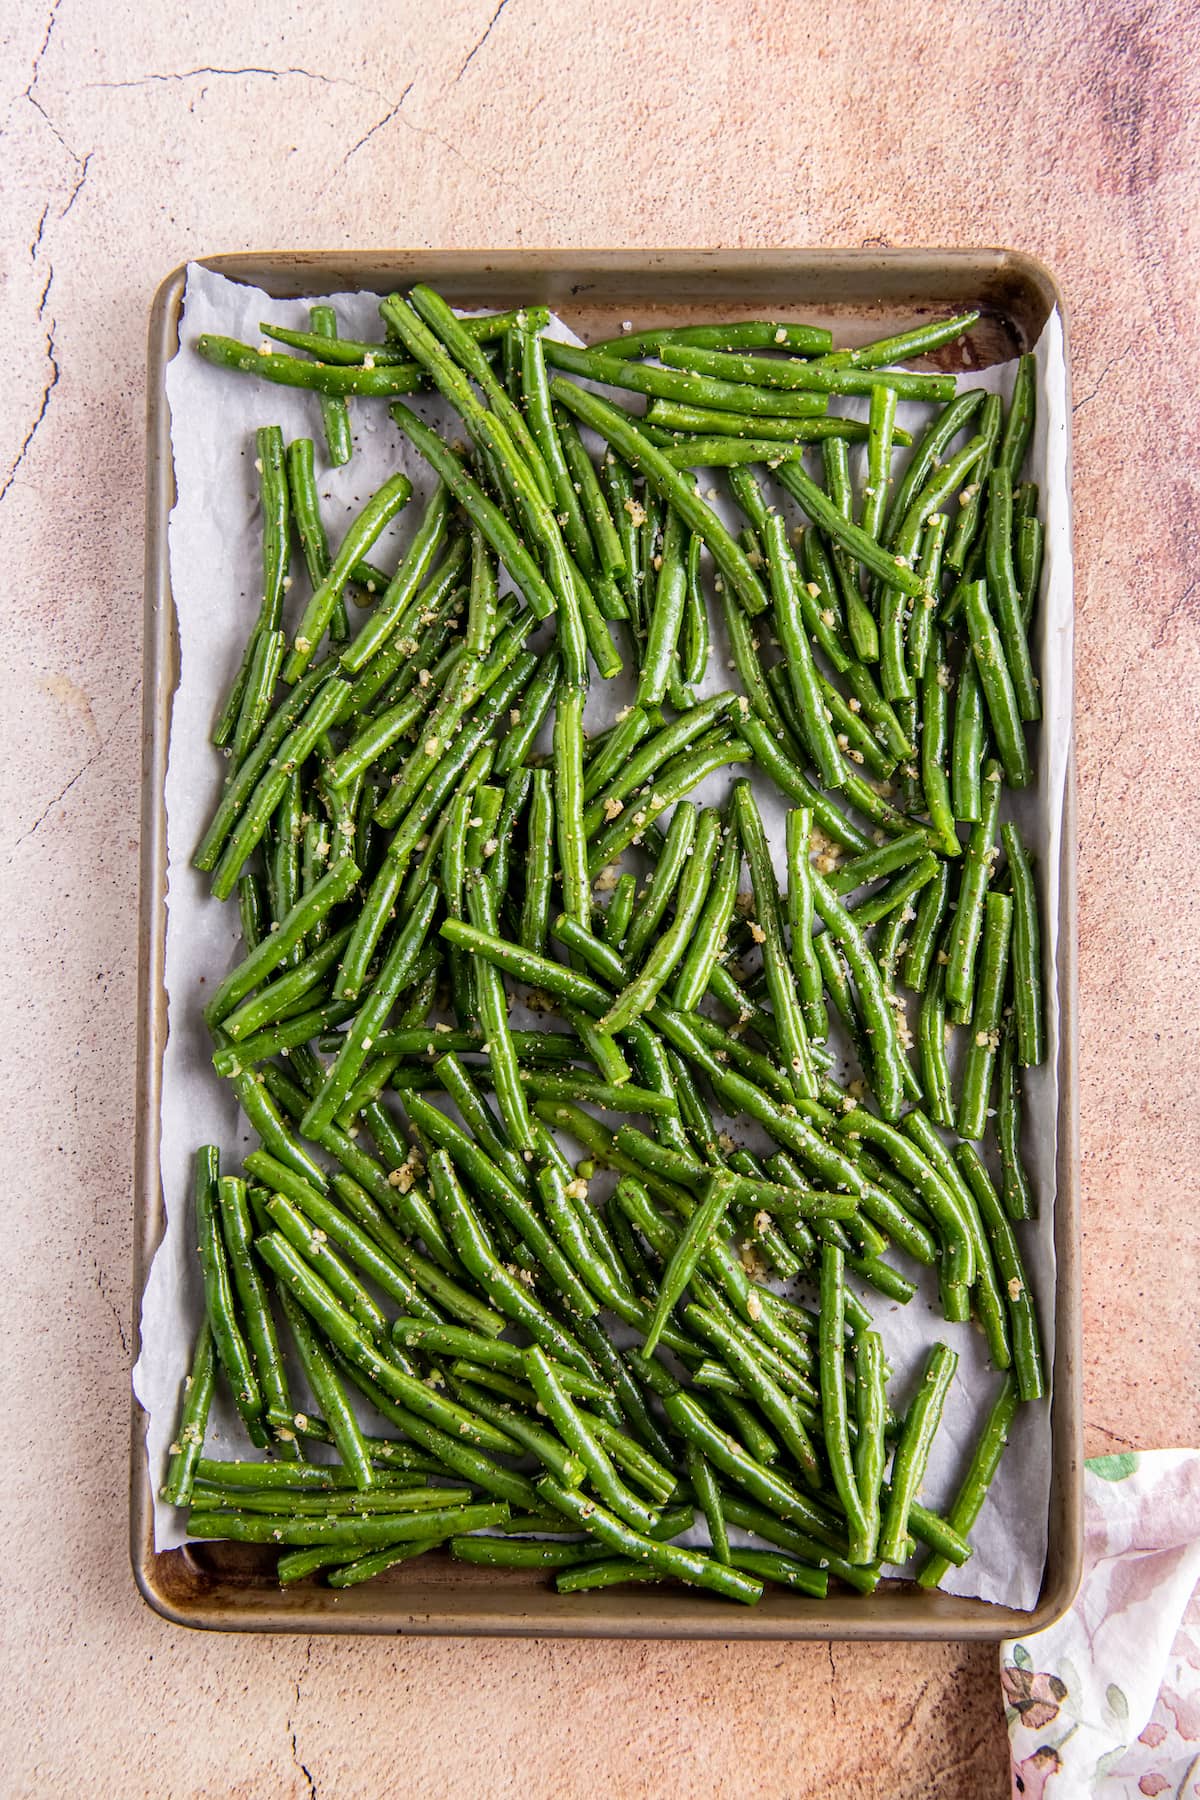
0;0;1198;1794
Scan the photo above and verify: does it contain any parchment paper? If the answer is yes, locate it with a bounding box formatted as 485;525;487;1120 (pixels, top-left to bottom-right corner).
134;265;1072;1608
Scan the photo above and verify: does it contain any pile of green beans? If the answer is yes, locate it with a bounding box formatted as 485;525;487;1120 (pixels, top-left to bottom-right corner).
164;291;1049;1606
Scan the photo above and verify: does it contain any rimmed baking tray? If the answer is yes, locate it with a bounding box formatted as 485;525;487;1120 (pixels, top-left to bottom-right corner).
133;249;1081;1638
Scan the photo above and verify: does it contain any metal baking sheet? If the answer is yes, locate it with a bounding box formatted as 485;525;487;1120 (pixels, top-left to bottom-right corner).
132;249;1081;1639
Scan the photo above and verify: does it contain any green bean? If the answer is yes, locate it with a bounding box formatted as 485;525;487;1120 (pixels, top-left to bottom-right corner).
161;1322;215;1506
957;891;1013;1139
196;333;425;395
275;1286;374;1489
779;432;924;579
946;391;1002;573
204;854;360;1027
593;320;833;356
552;681;590;930
717;1495;878;1594
685;1447;730;1563
587;732;752;875
551;380;774;622
636;505;685;705
283;472;412;680
902;1106;1011;1368
597;811;721;1037
878;1343;958;1565
190;1146;266;1443
657;341;956;402
190;1501;508;1549
345;709;507;994
726;1550;828;1597
556;409;627;589
261;1229;521;1454
465;877;535;1151
882;388;985;546
997;1026;1035;1222
985;466;1040;721
823;1097;972;1297
735;716;870;855
954;1145;1044;1402
541;1476;763;1604
524;1346;660;1532
996;353;1036;482
651;1378;844;1549
950;643;986;822
308;304;353;466
849;849;939;928
597;871;636;953
761;515;844;788
413;286;555;503
669;389;883;437
639;1173;734;1358
1016;513;1044;630
212;427;291;744
962;581;1032;789
450;1537;595;1570
236;871;266;953
917;957;955;1132
512;765;553;957
624;811;697;974
915;627;961;858
210;679;351;897
783;806;827;1041
212;999;357;1078
326;1536;455;1586
266;1191;388;1340
830;311;981;370
901;860;950;992
217;1176;297;1453
1000;823;1045;1066
733;781;816;1097
916;1371;1018;1588
908;508;950;684
859;381;898;550
817;1245;873;1562
945;758;1002;1011
852;1329;886;1564
671;816;741;1011
586;693;735;838
387;405;557;624
299;888;438;1138
491;650;558;778
686;1302;820;1488
808;867;907;1120
261;322;417;366
815;439;878;663
582;708;650;803
826;829;926;898
546;336;827;417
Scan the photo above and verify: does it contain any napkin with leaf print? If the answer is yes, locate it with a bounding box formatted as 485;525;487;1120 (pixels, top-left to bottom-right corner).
1002;1450;1200;1798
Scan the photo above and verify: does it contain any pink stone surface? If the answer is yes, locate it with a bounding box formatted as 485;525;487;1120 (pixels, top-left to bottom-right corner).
1;0;1198;1793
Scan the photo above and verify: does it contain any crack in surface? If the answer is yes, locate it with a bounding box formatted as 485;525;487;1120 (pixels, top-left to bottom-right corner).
1151;576;1198;651
6;679;139;857
455;0;513;81
60;150;92;217
287;1644;317;1800
93;1257;130;1358
826;1641;838;1721
1073;344;1133;413
339;82;413;169
85;65;336;91
0;320;58;509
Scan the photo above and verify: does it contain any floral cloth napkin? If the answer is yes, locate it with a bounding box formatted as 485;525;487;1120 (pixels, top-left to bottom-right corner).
1002;1450;1200;1797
